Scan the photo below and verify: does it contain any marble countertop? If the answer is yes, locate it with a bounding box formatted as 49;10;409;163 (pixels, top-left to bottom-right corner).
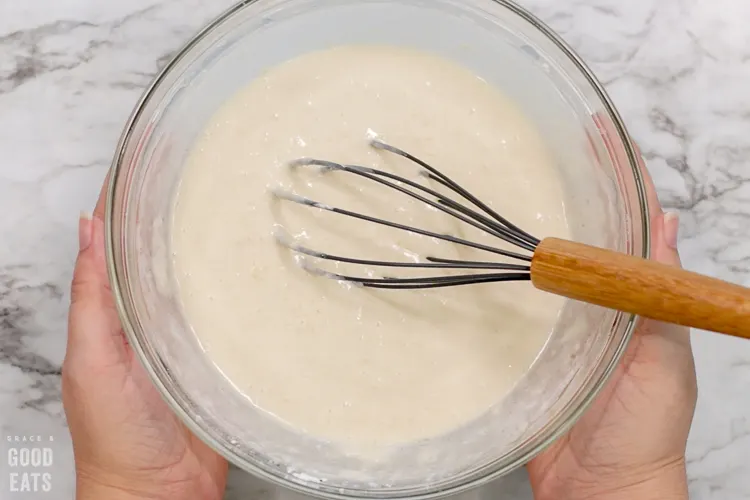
1;0;749;498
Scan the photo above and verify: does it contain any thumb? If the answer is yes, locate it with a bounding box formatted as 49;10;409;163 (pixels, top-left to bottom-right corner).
66;213;127;368
641;211;693;350
653;211;683;269
631;143;682;269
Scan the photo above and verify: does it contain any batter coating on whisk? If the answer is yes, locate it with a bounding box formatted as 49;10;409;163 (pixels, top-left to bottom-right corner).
171;45;571;449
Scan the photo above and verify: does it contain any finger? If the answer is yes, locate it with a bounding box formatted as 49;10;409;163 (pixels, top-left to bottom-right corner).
66;212;127;368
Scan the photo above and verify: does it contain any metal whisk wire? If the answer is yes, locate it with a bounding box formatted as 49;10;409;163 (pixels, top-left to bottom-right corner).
272;139;540;289
270;139;750;337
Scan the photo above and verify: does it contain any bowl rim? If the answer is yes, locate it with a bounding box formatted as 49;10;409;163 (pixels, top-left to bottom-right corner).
105;0;650;498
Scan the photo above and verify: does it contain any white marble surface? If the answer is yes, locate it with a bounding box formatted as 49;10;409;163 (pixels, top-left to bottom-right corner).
1;0;749;498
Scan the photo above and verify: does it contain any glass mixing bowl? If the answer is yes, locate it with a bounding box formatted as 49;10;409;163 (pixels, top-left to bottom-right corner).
106;0;649;498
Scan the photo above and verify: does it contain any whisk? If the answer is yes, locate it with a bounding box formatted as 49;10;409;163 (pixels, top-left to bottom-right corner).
273;139;750;340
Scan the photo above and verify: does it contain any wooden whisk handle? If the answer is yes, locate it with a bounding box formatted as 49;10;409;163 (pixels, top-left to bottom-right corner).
531;238;750;340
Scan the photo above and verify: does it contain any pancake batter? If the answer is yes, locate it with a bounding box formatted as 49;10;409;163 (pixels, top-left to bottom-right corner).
172;45;570;448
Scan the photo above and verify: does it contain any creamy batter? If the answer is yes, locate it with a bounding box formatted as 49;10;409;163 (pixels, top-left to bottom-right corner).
172;46;570;448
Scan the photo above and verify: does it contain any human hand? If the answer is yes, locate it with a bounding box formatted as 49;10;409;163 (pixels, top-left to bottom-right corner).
62;178;228;500
527;145;698;500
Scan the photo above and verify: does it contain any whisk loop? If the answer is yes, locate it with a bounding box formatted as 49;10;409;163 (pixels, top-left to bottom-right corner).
272;138;538;289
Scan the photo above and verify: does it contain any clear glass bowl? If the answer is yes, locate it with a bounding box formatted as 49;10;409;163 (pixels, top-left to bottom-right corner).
106;0;649;498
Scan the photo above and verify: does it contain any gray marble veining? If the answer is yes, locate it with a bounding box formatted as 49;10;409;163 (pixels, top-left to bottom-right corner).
1;0;749;498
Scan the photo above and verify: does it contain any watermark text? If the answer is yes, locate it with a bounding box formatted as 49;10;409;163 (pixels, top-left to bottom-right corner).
6;435;54;493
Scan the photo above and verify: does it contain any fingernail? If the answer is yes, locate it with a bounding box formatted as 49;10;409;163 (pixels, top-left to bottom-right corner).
663;211;680;250
79;212;93;251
